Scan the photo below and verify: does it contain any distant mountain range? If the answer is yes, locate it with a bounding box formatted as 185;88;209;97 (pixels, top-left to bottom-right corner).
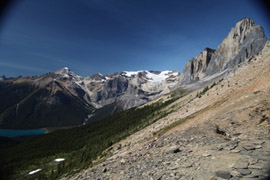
0;18;267;129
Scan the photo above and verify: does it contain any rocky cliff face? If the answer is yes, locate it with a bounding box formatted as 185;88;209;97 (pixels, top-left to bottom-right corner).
206;18;267;75
180;48;215;84
180;18;267;85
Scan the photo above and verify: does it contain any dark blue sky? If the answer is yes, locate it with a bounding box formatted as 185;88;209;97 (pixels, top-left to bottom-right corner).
0;0;269;77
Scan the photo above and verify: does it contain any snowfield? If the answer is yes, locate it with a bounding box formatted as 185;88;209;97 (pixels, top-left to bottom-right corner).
123;70;175;83
29;169;42;175
123;71;144;77
146;71;170;82
55;158;65;162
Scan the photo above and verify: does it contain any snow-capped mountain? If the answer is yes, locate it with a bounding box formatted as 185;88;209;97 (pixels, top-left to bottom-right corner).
52;68;180;109
0;67;180;129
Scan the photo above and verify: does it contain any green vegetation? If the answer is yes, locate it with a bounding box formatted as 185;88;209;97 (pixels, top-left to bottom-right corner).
196;78;223;98
196;85;209;98
0;88;185;180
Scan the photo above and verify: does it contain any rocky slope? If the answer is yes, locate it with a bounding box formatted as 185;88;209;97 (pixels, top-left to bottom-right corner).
70;40;270;180
180;18;267;85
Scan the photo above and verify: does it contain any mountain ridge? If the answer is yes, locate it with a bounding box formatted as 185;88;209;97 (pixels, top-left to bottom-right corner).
0;17;268;130
180;18;267;85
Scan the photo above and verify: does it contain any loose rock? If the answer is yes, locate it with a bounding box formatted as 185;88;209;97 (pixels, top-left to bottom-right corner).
165;146;181;154
215;170;231;179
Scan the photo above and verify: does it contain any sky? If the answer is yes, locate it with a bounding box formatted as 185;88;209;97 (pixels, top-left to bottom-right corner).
0;0;269;77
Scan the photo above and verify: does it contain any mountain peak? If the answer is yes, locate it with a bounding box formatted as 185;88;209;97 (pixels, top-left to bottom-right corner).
90;73;105;81
234;17;255;35
237;17;255;26
180;18;267;85
55;67;71;75
204;47;215;52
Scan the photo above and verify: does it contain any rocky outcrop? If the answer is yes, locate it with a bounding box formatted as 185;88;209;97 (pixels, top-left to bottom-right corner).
206;18;267;76
180;18;267;85
180;48;215;84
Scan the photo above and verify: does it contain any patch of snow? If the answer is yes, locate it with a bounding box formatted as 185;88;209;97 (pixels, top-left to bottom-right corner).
63;67;69;70
29;169;42;175
55;158;65;162
123;71;143;77
146;71;171;82
74;81;82;87
62;74;69;78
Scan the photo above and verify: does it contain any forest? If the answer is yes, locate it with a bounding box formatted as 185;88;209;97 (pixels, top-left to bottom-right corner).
0;88;185;179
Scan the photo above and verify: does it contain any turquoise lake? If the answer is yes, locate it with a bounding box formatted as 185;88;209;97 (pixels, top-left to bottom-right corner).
0;129;46;137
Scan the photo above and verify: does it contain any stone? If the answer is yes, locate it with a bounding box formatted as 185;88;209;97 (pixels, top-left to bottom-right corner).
244;171;264;178
236;169;251;175
165;146;181;154
242;144;256;151
215;170;231;179
248;158;258;165
255;145;262;149
218;145;223;151
230;149;241;153
153;172;164;180
102;168;107;173
120;159;126;164
182;161;193;168
248;164;262;169
225;145;237;151
224;140;239;150
254;140;265;145
167;165;179;170
233;161;249;169
230;170;242;178
202;153;211;157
